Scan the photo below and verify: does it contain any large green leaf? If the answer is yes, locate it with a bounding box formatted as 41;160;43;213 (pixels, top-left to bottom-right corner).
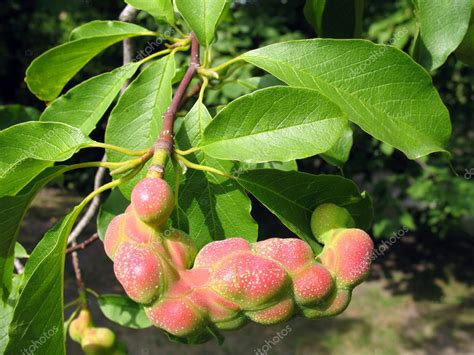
105;55;175;198
412;0;472;71
26;21;153;101
6;209;82;355
98;294;152;329
125;0;175;24
174;102;258;249
40;63;140;136
200;87;347;163
0;122;92;197
304;0;364;38
0;275;22;354
236;169;373;249
0;167;65;299
241;39;451;159
175;0;228;46
0;105;40;130
69;20;154;40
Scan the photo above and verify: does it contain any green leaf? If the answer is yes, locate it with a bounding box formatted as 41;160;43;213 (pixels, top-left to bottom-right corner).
304;0;364;38
105;55;175;198
0;105;40;130
0;275;22;354
0;122;92;197
175;0;228;46
125;0;175;24
412;0;472;71
200;87;347;163
174;102;258;249
40;63;140;136
97;189;129;240
236;169;373;248
321;125;353;167
0;167;65;299
6;208;83;355
26;21;154;101
97;294;152;329
69;20;154;41
242;39;452;159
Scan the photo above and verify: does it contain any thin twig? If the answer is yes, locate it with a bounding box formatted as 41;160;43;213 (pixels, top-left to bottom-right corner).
66;234;99;254
71;242;85;293
67;157;107;245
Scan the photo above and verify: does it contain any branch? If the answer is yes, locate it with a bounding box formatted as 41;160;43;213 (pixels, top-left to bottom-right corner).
66;234;99;254
119;5;138;23
157;33;200;148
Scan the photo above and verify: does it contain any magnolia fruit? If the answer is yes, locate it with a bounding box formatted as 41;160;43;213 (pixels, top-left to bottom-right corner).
104;178;374;339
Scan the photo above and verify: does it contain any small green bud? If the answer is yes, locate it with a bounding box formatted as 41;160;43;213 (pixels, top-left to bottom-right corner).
310;203;355;243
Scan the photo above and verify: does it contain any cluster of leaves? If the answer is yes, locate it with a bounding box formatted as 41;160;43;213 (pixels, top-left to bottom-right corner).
0;0;471;353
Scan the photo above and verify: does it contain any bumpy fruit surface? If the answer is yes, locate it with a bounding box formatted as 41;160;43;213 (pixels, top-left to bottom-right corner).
104;178;374;339
68;310;127;354
69;309;93;343
81;327;116;355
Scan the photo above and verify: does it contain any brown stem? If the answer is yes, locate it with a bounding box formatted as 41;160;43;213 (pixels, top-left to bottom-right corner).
147;33;200;178
66;234;99;254
157;33;200;148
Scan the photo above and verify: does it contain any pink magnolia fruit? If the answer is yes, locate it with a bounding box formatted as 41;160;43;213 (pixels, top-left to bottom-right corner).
103;177;374;340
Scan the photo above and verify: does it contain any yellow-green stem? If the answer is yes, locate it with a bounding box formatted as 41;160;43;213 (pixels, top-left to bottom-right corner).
209;56;243;73
174;153;231;178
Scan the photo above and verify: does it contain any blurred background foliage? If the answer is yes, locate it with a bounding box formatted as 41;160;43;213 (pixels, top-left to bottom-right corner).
0;0;473;241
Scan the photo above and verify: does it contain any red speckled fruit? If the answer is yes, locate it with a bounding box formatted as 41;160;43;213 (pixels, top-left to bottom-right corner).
131;178;174;226
123;213;157;244
194;238;251;268
319;228;374;287
293;263;334;306
254;238;313;272
209;253;290;309
246;299;294;325
113;243;163;304
103;214;125;260
187;287;241;323
163;229;197;269
145;298;205;337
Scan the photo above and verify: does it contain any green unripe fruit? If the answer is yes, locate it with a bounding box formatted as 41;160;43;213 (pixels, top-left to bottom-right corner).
69;309;93;343
310;203;355;243
81;327;116;355
455;1;474;66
